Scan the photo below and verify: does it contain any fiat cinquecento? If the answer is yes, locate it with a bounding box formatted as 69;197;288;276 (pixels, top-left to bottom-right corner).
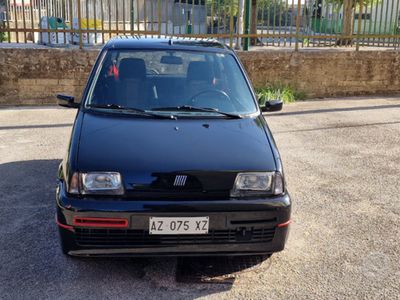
56;36;291;257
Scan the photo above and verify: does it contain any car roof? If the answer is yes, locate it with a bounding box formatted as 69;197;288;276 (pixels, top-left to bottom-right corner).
104;35;232;53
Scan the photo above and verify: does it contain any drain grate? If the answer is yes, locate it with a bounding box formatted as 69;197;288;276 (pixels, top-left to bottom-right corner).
176;255;270;284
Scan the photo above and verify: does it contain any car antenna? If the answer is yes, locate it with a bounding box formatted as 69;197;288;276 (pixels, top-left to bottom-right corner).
168;38;173;46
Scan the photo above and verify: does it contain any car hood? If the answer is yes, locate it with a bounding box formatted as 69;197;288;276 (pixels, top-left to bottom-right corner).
77;112;276;197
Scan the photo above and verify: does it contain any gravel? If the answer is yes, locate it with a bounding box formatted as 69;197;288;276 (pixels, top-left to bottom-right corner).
0;96;399;299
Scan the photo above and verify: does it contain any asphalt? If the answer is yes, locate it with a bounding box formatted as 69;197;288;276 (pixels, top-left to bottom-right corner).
0;97;399;299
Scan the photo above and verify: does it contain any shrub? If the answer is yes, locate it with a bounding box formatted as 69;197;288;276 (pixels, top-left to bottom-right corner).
256;85;306;106
0;22;6;42
0;32;6;42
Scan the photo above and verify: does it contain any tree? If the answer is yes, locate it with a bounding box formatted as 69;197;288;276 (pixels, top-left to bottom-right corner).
251;0;287;45
206;0;239;33
327;0;381;45
206;0;287;46
250;0;257;44
257;0;288;26
206;0;239;19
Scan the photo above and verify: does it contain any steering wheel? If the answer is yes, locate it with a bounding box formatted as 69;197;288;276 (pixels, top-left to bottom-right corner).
189;89;231;106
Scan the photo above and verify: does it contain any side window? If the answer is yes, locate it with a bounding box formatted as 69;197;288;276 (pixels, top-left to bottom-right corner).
90;52;118;104
221;56;255;111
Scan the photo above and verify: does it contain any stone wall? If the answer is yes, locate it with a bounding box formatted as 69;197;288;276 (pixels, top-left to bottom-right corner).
239;50;400;98
0;46;98;105
0;45;399;105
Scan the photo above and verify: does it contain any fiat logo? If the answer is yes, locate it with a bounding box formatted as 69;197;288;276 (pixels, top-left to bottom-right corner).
173;175;187;187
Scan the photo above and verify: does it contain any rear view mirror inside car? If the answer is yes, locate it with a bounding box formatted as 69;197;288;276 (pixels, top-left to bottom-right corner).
160;55;183;65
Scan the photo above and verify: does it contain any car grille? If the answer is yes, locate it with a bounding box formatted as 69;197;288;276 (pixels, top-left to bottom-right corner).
123;190;231;200
75;228;275;247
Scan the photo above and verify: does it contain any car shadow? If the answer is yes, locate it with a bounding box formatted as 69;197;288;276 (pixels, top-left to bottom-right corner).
0;159;272;299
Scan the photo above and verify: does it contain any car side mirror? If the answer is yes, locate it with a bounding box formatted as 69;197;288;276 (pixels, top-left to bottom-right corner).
57;94;79;108
261;99;283;112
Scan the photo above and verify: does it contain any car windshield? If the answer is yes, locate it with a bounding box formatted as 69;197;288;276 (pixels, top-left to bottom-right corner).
85;49;257;116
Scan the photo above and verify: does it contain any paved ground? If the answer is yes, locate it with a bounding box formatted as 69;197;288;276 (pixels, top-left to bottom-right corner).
0;97;399;299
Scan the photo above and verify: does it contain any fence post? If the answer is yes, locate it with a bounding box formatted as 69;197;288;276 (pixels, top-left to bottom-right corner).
236;0;245;50
229;0;234;48
130;0;134;33
356;0;363;51
295;0;301;51
158;0;161;37
243;0;250;51
77;0;82;49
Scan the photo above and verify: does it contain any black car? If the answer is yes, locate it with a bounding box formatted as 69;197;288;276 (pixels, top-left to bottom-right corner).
56;36;291;257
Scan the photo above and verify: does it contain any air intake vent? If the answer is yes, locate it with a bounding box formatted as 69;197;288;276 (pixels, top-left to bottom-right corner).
75;228;275;247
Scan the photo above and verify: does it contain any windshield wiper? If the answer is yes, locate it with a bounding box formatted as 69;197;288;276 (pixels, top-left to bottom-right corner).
151;105;242;119
87;103;125;110
87;104;176;119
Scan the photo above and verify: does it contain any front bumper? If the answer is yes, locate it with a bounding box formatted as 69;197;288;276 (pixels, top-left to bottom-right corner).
56;183;291;257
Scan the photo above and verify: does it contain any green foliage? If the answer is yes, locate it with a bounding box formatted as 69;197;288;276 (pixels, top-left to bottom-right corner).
303;38;310;46
0;22;6;43
256;85;306;105
0;0;5;42
326;0;382;9
257;0;289;26
207;0;287;20
206;0;239;17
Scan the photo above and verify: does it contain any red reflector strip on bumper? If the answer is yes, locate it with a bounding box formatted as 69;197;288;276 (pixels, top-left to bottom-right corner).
55;216;74;232
277;219;292;228
73;217;129;228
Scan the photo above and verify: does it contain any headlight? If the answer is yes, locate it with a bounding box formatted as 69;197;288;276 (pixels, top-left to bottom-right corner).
230;172;284;197
68;172;124;195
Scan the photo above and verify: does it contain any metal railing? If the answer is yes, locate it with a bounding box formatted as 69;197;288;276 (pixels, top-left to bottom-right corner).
1;0;399;50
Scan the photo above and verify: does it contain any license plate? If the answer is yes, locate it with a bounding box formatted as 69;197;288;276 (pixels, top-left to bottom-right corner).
149;217;209;235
